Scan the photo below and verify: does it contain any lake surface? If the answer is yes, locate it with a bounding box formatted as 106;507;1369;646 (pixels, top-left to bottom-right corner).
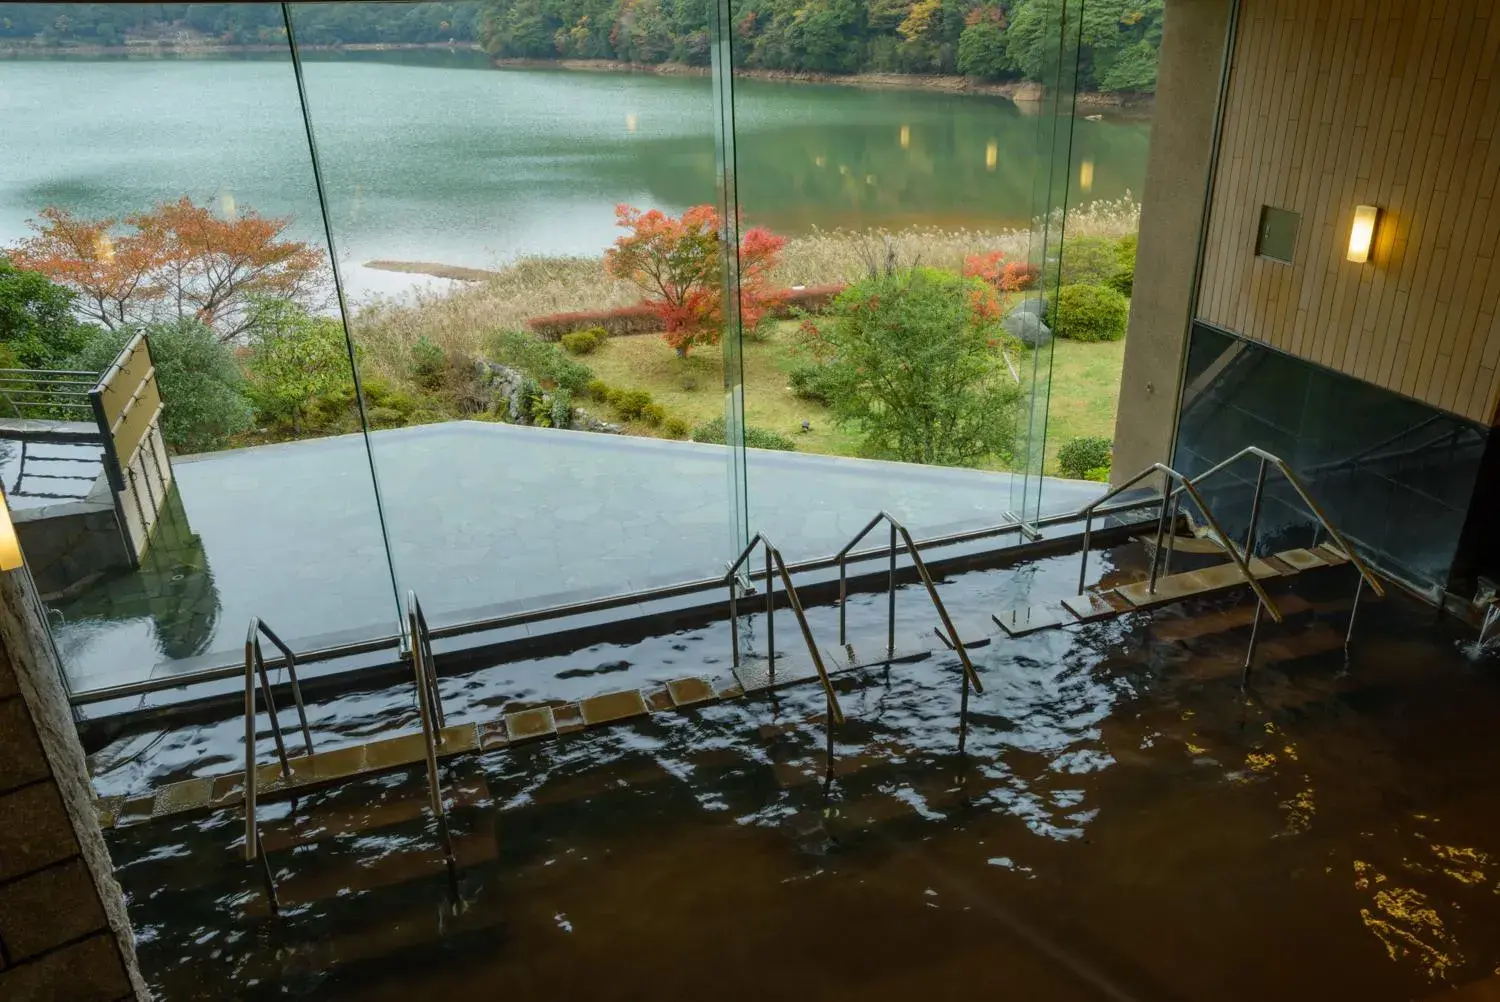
0;51;1149;300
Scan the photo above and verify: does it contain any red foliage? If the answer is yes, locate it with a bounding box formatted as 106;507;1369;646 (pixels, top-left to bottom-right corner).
526;284;845;341
604;203;787;356
963;251;1039;293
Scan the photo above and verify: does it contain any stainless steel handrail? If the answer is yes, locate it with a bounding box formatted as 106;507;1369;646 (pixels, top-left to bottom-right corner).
405;590;456;864
1165;446;1385;598
242;618;315;914
726;533;845;726
1077;462;1284;623
833;511;985;696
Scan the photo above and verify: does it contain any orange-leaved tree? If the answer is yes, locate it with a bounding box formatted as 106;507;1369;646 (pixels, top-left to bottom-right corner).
604;203;786;357
8;197;328;343
963;250;1039;293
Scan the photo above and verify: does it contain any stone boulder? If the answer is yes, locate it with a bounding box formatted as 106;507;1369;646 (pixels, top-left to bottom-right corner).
1003;308;1052;347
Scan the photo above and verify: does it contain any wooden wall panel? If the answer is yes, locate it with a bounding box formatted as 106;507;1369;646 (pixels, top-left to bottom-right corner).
1197;0;1500;424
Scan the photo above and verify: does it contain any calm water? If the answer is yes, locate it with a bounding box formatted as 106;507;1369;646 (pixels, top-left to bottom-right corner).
0;51;1149;299
96;546;1500;1000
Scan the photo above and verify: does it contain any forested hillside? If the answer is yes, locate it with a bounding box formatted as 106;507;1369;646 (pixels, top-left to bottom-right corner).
479;0;1164;91
0;0;1162;92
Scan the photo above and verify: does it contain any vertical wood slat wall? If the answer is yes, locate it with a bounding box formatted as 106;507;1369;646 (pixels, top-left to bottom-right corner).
1196;0;1500;425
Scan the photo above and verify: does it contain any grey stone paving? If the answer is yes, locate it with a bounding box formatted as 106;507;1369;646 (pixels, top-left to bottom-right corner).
50;422;1103;692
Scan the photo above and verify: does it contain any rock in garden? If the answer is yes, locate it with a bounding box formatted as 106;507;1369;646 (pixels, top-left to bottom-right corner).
1003;309;1052;347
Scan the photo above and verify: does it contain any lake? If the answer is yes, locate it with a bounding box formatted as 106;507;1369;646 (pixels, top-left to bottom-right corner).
0;51;1150;300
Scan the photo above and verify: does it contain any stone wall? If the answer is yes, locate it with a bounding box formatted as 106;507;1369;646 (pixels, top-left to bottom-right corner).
0;567;148;1001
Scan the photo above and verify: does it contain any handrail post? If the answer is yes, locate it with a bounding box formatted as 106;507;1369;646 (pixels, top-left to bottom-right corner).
887;522;897;656
1148;470;1174;594
729;571;740;667
1178;477;1283;623
838;557;849;646
252;638;292;777
765;543;775;678
1243;457;1269;559
1077;511;1093;596
1162;494;1180;578
243;634;258;863
407;593;454;863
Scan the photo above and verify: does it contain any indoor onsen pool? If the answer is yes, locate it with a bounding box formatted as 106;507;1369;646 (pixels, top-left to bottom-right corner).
89;542;1500;1001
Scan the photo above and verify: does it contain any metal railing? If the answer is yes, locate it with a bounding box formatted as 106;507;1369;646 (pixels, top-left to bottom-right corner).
0;368;99;421
833;511;985;699
1165;446;1386;670
242;618;315;914
1077;462;1284;624
405;591;455;865
726;533;844;726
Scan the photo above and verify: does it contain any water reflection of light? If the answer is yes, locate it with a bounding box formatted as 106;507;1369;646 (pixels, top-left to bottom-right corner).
1079;160;1095;191
96;233;114;262
814;155;826;168
899;124;910;149
219;191;237;219
985;141;998;170
625;112;638;133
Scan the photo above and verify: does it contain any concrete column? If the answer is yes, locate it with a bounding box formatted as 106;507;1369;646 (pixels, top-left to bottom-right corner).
1110;0;1236;481
0;567;149;1001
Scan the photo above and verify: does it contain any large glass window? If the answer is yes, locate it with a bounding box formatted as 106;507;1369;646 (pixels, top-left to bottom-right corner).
0;0;1159;698
287;0;742;631
0;3;398;695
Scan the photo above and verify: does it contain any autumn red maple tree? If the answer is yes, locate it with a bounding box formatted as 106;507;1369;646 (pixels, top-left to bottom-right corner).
7;197;328;342
604;203;786;356
963;250;1039;294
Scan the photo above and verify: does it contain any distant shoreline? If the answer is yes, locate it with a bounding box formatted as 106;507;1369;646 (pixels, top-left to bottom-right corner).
0;41;482;57
365;260;500;283
491;57;1154;110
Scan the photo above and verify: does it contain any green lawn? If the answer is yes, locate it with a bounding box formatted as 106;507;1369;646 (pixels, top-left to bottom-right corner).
581;323;1124;474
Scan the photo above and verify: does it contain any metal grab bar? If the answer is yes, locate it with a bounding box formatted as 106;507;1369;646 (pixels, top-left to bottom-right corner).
1077;462;1284;624
242;618;315;913
405;591;455;864
1166;446;1385;599
833;511;985;697
726;533;845;726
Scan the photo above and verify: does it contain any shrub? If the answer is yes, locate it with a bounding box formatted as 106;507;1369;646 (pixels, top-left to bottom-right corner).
1045;235;1121;289
586;378;610;400
560;328;603;355
527;303;660;340
1085;465;1111;483
1058;436;1113;480
409;335;447;389
1110;234;1138;297
1;256;99;370
663;416;690;438
487;329;594;392
550;389;573;429
70;318;252;454
640;401;667;427
690;416;796;451
611;388;653;420
1046;284;1130;342
787;363;834;404
797;268;1019;467
241;301;355;435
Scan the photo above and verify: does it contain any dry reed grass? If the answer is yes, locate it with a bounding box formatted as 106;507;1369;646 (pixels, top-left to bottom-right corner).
351;197;1140;382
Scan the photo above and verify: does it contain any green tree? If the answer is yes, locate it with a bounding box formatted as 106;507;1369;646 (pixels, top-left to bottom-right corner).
70;319;253;454
800;267;1020;466
0;256;98;369
242;299;355;434
957;14;1009;79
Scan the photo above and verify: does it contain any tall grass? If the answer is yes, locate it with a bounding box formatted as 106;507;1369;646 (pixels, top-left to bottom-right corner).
350;197;1141;383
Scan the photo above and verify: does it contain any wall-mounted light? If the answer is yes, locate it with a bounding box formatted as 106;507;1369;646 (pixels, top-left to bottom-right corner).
0;493;23;571
1347;204;1381;263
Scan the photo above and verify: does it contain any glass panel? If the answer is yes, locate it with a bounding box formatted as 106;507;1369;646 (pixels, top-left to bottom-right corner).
1038;0;1163;513
287;0;741;630
725;1;1103;557
0;3;399;694
1011;0;1088;526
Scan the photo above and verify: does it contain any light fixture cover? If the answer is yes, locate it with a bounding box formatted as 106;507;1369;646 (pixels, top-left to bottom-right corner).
1348;204;1380;263
0;493;21;571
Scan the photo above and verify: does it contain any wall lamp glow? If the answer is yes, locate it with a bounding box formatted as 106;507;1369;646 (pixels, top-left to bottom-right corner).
1347;204;1381;263
0;493;22;571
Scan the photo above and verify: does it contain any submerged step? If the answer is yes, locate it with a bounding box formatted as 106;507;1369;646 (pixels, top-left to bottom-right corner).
1115;557;1282;609
992;604;1067;637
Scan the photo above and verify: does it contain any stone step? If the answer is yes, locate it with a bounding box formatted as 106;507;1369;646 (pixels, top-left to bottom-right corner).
1114;556;1283;609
